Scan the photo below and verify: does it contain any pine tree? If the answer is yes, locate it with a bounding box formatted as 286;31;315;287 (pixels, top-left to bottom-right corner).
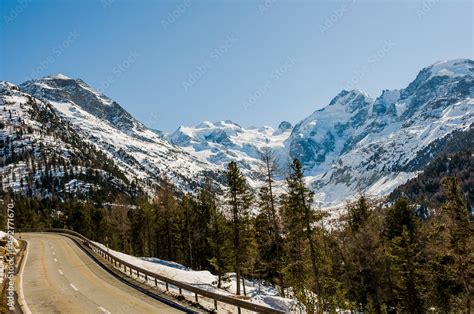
194;179;215;270
255;185;286;293
225;161;254;295
155;176;179;261
384;198;424;313
424;177;472;312
208;198;232;289
349;195;370;232
281;159;322;312
179;193;196;268
341;197;388;313
255;147;286;294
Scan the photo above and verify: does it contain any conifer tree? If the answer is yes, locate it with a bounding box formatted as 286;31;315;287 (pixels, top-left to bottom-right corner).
342;197;387;313
281;158;322;311
425;177;472;312
208;199;232;289
384;198;424;313
255;148;286;294
155;176;179;261
194;180;215;270
225;161;254;295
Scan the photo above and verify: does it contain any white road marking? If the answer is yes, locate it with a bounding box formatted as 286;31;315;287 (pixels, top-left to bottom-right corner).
52;251;55;256
58;269;64;275
18;239;33;314
70;283;79;291
54;258;58;263
98;306;111;314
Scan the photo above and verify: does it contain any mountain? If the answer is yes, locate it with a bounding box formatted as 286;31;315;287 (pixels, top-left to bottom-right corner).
286;59;473;206
15;75;217;195
0;81;133;200
2;59;472;207
168;120;292;185
388;127;473;211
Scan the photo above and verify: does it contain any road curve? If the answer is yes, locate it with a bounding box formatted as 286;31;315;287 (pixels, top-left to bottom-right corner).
20;233;184;314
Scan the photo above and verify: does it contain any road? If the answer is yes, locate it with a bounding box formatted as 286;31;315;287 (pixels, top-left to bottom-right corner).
19;233;184;314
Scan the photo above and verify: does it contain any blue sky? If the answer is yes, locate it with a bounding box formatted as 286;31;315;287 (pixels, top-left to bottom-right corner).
1;0;473;132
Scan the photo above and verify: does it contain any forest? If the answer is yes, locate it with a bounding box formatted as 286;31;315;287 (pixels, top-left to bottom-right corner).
1;147;472;313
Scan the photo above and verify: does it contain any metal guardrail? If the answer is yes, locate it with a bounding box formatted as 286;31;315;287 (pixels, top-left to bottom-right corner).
19;228;285;314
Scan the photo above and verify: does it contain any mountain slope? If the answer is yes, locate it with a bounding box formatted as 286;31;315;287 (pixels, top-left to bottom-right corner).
286;59;473;206
0;81;133;199
20;75;218;193
388;137;474;211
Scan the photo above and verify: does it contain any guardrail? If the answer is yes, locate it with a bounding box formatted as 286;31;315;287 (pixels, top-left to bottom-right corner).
19;228;285;314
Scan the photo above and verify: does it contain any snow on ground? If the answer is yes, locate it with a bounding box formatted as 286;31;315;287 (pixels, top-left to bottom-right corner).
93;242;298;313
0;231;19;247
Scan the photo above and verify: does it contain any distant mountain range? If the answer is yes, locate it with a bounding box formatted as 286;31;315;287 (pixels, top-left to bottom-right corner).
1;59;472;207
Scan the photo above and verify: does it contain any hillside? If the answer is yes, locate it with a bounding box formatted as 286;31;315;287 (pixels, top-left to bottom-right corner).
388;127;473;211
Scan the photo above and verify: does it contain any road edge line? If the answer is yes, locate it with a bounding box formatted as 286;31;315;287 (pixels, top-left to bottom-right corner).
18;239;32;314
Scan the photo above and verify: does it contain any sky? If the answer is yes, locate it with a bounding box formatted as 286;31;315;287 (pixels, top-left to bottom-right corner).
1;0;473;132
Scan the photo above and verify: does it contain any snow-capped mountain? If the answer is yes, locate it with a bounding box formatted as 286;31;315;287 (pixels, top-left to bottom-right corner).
0;81;131;197
18;75;218;193
171;59;473;206
287;59;473;205
2;59;472;207
168;120;292;184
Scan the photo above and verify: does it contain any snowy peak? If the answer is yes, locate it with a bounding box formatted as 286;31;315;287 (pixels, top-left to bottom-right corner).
426;59;473;80
20;75;145;135
44;73;73;80
328;89;371;111
22;74;113;106
168;120;291;185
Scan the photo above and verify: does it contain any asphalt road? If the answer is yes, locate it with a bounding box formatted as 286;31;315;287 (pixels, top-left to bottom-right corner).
20;233;184;314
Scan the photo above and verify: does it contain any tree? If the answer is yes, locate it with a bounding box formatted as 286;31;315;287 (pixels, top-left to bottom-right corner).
208;198;232;289
341;197;389;313
255;148;286;294
424;177;473;312
155;176;179;261
255;185;286;292
193;180;216;270
281;159;322;312
225;161;254;295
349;195;370;232
385;198;424;313
178;193;197;268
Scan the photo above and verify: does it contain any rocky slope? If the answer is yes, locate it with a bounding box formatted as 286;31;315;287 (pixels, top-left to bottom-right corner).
294;59;473;205
0;81;132;199
19;75;217;194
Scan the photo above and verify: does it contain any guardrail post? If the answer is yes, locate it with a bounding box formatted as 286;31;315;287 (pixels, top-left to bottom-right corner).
214;299;217;311
166;282;169;291
155;278;157;286
179;287;182;295
195;293;198;303
145;274;148;282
